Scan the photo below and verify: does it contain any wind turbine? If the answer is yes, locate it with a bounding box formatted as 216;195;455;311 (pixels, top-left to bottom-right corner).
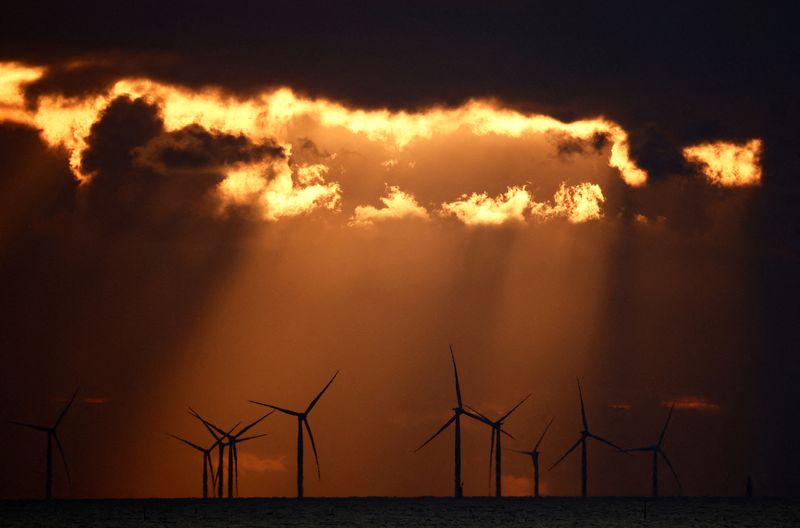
249;371;339;498
509;417;554;497
167;433;221;498
466;394;530;497
189;409;239;499
549;378;627;497
414;345;491;498
9;388;79;499
194;412;272;498
626;404;681;497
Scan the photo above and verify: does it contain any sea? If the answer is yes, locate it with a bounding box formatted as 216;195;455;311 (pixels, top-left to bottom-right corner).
1;497;798;527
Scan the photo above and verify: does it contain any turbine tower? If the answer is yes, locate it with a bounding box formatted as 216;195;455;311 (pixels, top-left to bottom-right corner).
9;388;79;499
189;409;239;499
509;417;554;497
467;394;530;497
250;371;339;498
194;412;272;498
549;378;627;497
167;433;222;498
626;404;681;497
414;345;491;498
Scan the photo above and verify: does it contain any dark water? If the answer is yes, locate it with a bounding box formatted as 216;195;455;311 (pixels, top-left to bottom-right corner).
1;497;798;527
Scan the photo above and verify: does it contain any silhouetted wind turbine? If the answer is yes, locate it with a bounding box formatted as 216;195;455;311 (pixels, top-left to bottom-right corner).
625;404;681;497
249;371;339;498
509;417;554;497
9;388;79;499
466;394;530;497
189;408;239;499
197;412;272;498
414;345;491;498
549;378;627;497
167;433;221;498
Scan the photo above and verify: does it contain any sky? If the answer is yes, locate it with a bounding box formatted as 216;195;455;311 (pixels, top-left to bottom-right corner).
0;2;798;498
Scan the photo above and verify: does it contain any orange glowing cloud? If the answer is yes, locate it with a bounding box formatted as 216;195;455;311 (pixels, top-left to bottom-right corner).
683;139;762;187
0;62;648;188
349;186;429;226
441;182;605;226
663;396;721;413
0;61;765;228
441;186;531;226
608;403;632;411
530;182;605;223
0;62;44;123
235;452;287;473
217;157;342;220
501;475;533;496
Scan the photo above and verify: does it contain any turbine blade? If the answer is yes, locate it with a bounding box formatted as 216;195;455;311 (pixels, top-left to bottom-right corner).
188;408;221;440
8;420;49;432
208;453;217;490
658;404;675;447
624;447;653;453
167;433;204;452
414;414;457;452
660;450;682;494
203;420;229;438
54;387;80;429
534;417;555;451
248;401;301;417
577;378;588;431
464;404;491;422
498;393;531;423
463;408;493;428
588;433;628;454
303;418;322;480
549;437;582;470
305;371;339;415
498;426;515;441
52;432;72;494
449;345;462;408
236;411;274;438
237;433;267;443
509;449;533;455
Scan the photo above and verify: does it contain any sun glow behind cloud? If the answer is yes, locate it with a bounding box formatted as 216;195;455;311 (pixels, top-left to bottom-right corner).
349;186;429;226
440;183;604;226
0;61;764;228
683;139;762;187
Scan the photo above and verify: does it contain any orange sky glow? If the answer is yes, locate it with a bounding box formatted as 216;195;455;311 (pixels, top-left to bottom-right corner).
0;59;766;499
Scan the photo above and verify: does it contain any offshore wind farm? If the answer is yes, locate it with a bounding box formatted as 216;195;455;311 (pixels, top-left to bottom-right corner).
1;2;797;527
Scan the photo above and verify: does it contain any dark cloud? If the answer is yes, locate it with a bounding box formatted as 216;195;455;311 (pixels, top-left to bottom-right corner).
136;124;284;173
554;132;609;158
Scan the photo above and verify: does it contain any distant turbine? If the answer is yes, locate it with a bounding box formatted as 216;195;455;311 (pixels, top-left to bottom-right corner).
167;433;222;498
626;404;681;497
509;417;554;497
414;345;492;498
9;388;79;499
549;378;627;497
467;393;530;497
250;371;339;498
196;412;273;498
189;409;239;499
